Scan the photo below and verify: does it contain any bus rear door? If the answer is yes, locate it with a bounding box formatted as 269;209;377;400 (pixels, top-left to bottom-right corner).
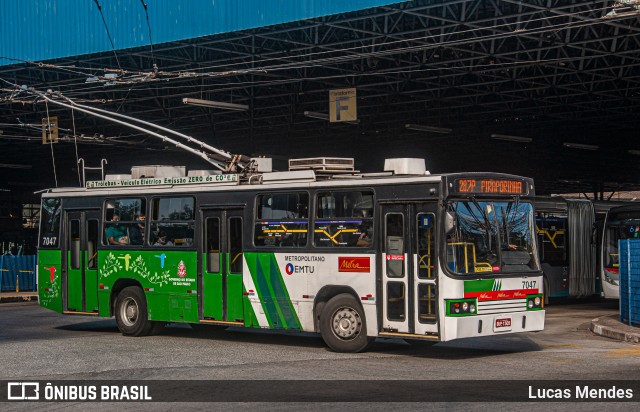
380;202;438;337
199;208;245;324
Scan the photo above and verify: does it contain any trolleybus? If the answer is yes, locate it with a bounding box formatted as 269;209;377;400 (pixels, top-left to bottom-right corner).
600;204;640;299
38;158;544;352
535;197;631;301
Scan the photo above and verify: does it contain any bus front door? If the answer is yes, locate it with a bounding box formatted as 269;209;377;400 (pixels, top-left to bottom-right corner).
200;208;245;323
64;210;100;313
380;203;438;336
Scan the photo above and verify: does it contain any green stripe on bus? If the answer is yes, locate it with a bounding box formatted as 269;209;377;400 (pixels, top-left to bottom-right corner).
464;279;495;293
246;253;278;328
242;284;260;328
268;256;300;330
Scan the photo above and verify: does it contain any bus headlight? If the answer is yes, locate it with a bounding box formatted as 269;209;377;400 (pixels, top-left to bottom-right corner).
526;295;543;310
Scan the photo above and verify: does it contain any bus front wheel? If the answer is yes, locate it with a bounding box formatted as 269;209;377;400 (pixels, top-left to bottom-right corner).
320;293;372;353
115;286;153;337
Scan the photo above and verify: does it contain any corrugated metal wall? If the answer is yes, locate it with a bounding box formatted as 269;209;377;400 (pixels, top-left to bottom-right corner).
0;0;402;66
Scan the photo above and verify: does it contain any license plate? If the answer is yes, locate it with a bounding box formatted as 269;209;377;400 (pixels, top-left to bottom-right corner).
494;317;512;332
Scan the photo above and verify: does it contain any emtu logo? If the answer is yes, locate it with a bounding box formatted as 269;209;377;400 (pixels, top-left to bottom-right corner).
285;263;294;275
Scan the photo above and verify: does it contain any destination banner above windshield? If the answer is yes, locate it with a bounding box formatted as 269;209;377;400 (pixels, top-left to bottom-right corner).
86;174;239;189
453;178;529;195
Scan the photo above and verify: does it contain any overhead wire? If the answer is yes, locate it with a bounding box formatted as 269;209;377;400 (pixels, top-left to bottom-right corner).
1;2;637;114
0;1;633;105
92;0;123;72
1;1;624;93
43;99;58;187
71;107;82;186
139;0;157;69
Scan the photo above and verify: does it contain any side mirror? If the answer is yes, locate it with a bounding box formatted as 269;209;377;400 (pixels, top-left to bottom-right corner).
445;211;455;233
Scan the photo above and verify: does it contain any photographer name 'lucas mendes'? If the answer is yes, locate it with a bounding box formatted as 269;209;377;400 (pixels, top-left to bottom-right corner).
528;385;633;400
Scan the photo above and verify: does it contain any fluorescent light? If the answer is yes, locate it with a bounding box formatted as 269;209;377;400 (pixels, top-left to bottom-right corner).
303;111;360;124
304;111;329;120
0;163;32;169
405;124;452;134
182;98;249;111
563;142;599;151
628;149;640;156
491;133;532;143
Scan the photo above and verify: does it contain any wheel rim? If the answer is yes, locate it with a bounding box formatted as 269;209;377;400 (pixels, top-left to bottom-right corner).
120;297;139;327
331;306;362;341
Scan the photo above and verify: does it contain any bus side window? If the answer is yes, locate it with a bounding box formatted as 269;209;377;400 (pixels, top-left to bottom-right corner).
206;217;221;273
386;213;404;277
69;219;81;270
87;219;99;270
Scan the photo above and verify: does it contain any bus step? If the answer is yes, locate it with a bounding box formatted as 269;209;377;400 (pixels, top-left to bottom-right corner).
378;332;439;340
198;319;244;326
62;311;99;316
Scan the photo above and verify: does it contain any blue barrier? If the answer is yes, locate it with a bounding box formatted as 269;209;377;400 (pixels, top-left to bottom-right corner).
619;239;640;327
0;255;37;292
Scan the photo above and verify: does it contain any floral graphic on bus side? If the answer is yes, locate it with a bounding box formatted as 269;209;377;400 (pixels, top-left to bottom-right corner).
39;265;60;306
129;255;171;286
100;252;170;286
100;253;123;278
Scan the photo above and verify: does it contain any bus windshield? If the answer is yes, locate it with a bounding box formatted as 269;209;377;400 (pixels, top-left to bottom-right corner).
603;210;640;284
445;199;539;275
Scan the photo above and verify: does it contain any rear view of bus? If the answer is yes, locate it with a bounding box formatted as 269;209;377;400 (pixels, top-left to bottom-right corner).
438;175;544;340
601;205;640;299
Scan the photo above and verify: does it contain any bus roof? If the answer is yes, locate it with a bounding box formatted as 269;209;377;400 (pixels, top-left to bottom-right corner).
42;170;533;198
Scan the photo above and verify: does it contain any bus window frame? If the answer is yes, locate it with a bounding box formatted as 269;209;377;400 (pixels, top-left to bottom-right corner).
252;190;311;248
101;196;148;248
440;197;542;280
311;188;376;250
148;195;196;249
39;197;62;249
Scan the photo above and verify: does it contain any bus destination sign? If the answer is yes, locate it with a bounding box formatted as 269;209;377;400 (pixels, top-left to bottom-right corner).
86;174;239;189
454;178;527;195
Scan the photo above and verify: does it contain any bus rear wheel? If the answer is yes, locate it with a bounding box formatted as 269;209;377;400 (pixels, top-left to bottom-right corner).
320;293;372;353
115;286;153;337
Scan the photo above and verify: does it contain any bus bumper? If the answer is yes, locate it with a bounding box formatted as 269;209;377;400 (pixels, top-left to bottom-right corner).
601;280;619;300
442;310;545;341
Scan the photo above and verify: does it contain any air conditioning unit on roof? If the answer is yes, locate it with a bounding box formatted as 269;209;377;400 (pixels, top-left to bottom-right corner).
289;157;354;172
131;165;186;179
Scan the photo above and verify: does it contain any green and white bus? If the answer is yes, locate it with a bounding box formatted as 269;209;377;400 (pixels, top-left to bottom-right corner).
38;158;544;352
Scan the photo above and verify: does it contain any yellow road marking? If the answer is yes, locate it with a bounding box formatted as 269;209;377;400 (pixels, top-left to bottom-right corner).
542;344;584;349
605;346;640;358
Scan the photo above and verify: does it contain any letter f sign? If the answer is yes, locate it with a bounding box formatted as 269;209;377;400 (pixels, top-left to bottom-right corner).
329;88;357;122
335;96;349;121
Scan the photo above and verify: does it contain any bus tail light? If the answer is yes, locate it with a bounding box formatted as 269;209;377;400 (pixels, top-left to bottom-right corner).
447;299;477;316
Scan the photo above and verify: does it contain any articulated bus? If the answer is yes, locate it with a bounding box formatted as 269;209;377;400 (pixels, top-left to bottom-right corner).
38;158;544;352
534;197;631;301
601;204;640;299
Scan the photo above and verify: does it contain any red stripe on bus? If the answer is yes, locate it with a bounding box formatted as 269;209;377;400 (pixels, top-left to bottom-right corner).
463;289;538;301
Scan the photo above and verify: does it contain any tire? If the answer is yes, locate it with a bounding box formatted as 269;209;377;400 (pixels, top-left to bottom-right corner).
319;293;372;353
115;286;153;337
